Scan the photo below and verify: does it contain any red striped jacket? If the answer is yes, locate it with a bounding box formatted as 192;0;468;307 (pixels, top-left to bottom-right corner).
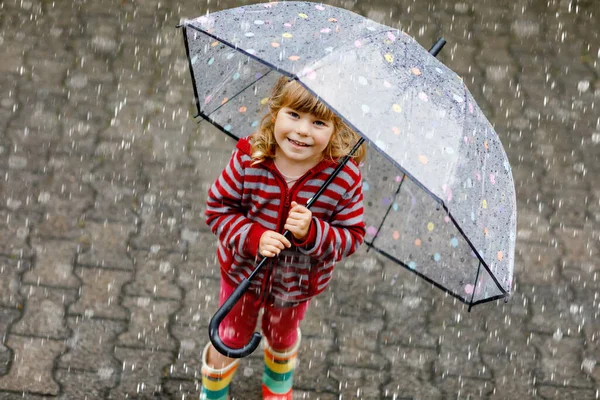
205;137;365;303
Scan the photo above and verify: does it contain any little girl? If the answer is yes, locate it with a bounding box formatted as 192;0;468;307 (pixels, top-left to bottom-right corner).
201;77;366;400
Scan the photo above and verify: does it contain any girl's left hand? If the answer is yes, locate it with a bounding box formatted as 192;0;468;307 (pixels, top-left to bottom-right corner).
285;201;312;240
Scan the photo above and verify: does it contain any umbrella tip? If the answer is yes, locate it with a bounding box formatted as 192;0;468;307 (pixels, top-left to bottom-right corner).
429;38;447;57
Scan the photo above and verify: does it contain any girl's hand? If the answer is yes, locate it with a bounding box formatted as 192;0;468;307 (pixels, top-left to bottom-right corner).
259;230;291;257
285;201;312;240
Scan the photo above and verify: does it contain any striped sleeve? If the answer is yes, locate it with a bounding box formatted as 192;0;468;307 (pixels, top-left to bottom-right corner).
296;166;366;263
205;149;266;259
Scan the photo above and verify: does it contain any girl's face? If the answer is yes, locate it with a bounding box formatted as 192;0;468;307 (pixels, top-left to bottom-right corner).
273;106;335;167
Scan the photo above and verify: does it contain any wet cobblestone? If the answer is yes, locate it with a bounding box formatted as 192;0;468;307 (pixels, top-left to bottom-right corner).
0;0;599;398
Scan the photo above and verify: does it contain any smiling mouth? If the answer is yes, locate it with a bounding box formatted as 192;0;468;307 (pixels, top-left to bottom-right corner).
288;138;311;147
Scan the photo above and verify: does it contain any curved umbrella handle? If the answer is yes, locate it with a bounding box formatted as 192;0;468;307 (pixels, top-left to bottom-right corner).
208;277;262;358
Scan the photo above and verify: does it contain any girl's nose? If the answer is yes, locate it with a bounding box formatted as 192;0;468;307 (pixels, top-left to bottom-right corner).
296;118;311;135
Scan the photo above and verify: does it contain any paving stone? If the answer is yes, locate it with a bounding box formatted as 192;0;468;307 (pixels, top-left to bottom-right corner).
143;163;207;209
382;366;443;399
169;324;206;380
7;112;60;155
23;239;79;288
27;50;70;88
55;368;118;400
0;309;20;375
530;333;594;388
188;123;238;154
482;351;538;400
148;119;194;164
0;210;36;259
76;221;135;269
435;339;491;379
0;257;30;307
477;293;532;355
331;346;388;370
58;316;125;371
55;109;98;156
161;379;202;400
174;269;220;327
295;337;337;393
117;296;180;351
11;285;76;339
291;392;340;400
109;346;173;399
86;179;139;224
69;266;131;320
329;366;386;399
514;242;562;285
382;344;438;374
555;225;599;268
229;354;263;399
299;296;335;339
536;386;599;400
130;199;186;253
549;190;594;229
0;336;66;395
378;293;437;347
435;375;493;400
330;316;383;352
34;214;89;241
428;299;488;343
0;0;598;398
124;250;182;300
515;206;552;244
328;253;385;319
575;289;600;353
184;233;222;279
0;170;46;213
523;283;581;336
93;143;144;186
187;149;237;189
0;43;24;74
562;264;600;292
100;103;147;142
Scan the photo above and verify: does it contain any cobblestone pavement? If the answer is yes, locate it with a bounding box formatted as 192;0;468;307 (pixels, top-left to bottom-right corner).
0;0;599;398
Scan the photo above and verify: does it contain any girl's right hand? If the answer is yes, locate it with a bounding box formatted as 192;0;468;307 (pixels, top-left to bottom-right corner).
259;230;291;257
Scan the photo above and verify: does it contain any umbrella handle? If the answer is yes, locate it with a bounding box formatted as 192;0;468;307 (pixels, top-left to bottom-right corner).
208;276;263;358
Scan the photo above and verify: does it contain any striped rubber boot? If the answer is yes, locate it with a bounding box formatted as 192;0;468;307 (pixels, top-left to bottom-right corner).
262;330;301;400
200;343;239;400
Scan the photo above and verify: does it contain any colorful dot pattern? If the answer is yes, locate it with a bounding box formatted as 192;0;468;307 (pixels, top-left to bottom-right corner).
183;1;516;305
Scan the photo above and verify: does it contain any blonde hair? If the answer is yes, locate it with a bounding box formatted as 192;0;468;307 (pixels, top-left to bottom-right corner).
251;77;366;165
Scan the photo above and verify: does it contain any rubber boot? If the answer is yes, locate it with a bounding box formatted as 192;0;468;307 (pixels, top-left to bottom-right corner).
200;342;239;400
262;330;301;400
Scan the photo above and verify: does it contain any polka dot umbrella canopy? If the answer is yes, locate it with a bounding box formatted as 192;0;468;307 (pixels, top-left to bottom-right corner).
180;1;516;309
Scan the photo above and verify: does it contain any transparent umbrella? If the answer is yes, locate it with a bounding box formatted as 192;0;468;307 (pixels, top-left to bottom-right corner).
180;1;516;357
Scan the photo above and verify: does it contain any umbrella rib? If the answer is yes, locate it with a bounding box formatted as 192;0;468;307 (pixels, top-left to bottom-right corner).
365;244;469;306
184;24;295;78
367;173;406;252
203;69;275;120
467;261;482;312
444;211;509;297
364;244;507;309
181;26;202;118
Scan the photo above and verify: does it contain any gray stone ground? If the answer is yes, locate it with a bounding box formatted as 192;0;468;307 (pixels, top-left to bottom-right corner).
0;0;599;398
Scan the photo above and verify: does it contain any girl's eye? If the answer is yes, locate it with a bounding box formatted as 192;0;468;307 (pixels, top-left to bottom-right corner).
314;120;327;126
288;111;299;118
